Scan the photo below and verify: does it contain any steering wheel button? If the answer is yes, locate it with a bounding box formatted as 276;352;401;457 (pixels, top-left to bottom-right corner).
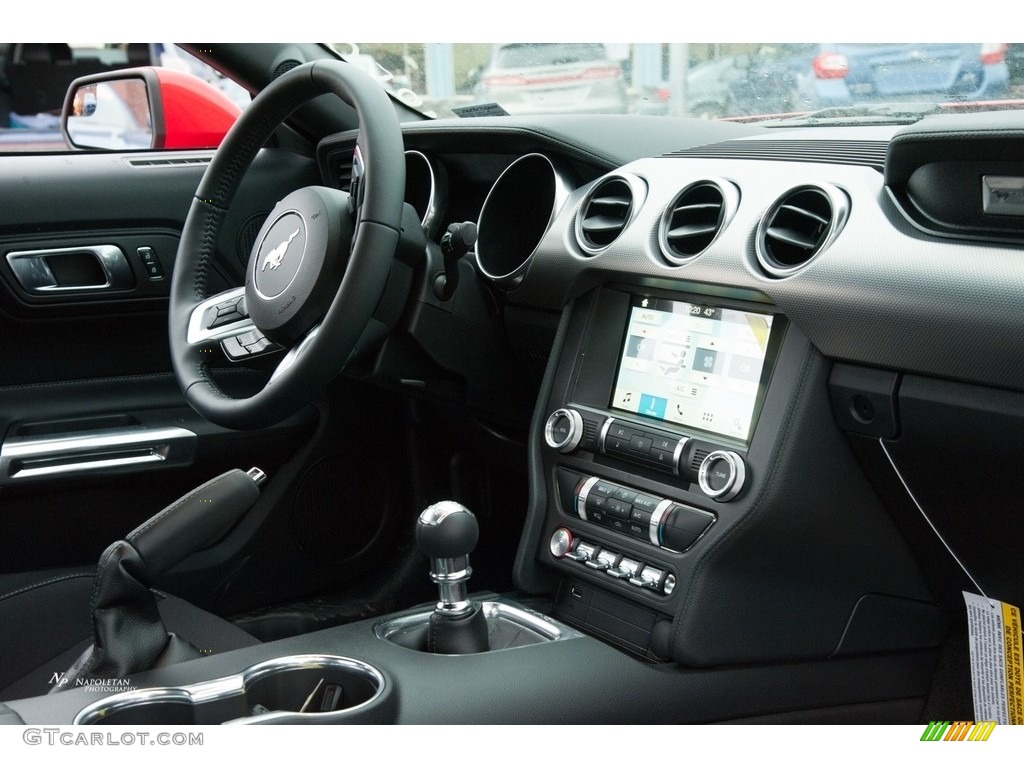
221;336;250;361
245;337;275;354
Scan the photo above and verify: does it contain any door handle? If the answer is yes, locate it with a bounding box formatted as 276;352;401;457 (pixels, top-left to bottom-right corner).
5;245;134;293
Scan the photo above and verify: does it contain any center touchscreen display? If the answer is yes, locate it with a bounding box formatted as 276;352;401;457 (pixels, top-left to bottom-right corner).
611;296;776;442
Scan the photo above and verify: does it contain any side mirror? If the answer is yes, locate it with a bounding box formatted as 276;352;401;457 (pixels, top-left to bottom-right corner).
62;67;242;151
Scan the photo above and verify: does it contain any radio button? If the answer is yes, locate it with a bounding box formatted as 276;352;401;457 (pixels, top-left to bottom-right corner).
649;435;676;453
698;450;746;501
629;435;652;453
605;436;629;455
607;422;631;440
544;408;584;453
648;446;677;471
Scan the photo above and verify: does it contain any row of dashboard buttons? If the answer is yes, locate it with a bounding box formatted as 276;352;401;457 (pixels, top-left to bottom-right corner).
549;528;676;596
601;419;685;473
544;408;748;502
575;476;715;553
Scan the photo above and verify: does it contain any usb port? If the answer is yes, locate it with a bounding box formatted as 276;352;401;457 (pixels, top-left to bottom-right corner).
570;585;584;599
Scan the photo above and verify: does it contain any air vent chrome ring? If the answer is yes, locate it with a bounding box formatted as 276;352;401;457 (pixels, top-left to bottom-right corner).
755;183;850;278
658;178;739;265
574;173;647;256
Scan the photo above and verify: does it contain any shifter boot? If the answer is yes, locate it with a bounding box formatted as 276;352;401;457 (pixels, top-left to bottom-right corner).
427;604;490;654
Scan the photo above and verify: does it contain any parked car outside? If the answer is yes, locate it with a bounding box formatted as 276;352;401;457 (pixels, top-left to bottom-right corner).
636;46;815;118
475;42;627;115
802;43;1010;109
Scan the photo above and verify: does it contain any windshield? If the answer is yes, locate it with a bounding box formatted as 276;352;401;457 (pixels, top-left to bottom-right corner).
338;42;1024;123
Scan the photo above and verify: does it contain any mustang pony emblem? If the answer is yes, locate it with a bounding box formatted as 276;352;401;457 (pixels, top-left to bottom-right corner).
261;228;301;271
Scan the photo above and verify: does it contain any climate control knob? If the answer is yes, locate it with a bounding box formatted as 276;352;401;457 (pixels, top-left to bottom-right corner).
544;408;584;453
698;450;746;501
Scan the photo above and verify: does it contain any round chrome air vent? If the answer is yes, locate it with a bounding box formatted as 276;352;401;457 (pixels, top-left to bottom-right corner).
658;179;739;265
756;184;849;277
476;154;571;287
575;174;646;255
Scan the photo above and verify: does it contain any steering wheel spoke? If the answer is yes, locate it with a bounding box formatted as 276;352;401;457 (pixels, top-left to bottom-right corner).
186;286;286;362
269;323;321;383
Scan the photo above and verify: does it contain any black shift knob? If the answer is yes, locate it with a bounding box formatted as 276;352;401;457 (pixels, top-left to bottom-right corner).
416;501;478;559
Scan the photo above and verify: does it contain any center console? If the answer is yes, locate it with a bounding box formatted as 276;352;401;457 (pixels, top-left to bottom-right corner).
532;286;787;658
0;284;950;726
529;285;944;665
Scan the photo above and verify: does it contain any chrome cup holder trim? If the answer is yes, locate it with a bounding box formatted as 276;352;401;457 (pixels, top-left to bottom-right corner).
73;654;386;726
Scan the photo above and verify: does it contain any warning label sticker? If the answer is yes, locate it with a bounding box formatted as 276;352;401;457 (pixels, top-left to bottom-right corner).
964;592;1024;724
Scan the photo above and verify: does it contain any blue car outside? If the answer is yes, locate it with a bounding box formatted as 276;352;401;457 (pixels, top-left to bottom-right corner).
805;43;1010;109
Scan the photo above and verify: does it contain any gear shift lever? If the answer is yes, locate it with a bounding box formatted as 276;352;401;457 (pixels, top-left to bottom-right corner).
416;501;489;654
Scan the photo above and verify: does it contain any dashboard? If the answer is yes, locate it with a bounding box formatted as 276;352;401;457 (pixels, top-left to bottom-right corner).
316;109;1024;668
6;104;1024;726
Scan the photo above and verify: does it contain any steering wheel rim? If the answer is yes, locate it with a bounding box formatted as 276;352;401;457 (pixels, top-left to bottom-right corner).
169;60;405;430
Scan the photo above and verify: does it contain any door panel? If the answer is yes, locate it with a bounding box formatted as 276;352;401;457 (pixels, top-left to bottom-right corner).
0;147;320;574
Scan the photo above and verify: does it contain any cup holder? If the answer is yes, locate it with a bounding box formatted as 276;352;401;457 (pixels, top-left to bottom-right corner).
74;655;386;725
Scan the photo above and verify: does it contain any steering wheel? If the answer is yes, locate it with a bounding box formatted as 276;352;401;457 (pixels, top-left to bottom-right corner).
169;60;405;430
